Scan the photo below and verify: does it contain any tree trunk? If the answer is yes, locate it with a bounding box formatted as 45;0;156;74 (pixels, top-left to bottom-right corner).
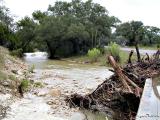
45;40;56;59
135;42;141;62
135;36;141;62
128;50;134;64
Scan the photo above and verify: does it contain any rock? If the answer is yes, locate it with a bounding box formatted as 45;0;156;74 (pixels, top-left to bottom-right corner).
49;88;61;97
1;80;10;87
0;105;9;119
17;70;23;75
47;101;54;105
11;70;18;74
37;90;48;97
47;98;60;105
0;94;11;102
70;112;86;120
74;84;79;87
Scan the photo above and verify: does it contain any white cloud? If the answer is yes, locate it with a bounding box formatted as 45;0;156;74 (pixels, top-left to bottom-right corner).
4;0;160;27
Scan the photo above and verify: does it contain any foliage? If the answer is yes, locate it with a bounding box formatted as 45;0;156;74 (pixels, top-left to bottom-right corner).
87;48;101;62
1;0;160;58
16;17;37;53
34;82;43;88
116;21;144;46
143;26;160;45
107;42;121;62
20;79;30;91
10;48;23;57
8;74;16;81
0;1;16;49
115;21;160;46
15;0;119;58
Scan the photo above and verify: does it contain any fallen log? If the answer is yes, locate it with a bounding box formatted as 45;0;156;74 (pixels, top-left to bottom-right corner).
66;50;160;120
108;56;132;93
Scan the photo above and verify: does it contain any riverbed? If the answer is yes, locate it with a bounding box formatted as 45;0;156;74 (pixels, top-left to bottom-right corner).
3;52;113;120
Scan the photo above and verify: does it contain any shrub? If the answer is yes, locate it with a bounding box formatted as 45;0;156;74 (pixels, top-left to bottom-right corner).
10;48;23;57
87;48;101;62
34;82;43;88
20;79;30;91
107;42;121;62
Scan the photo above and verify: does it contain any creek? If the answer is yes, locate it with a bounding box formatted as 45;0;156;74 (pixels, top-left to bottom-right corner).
3;52;113;120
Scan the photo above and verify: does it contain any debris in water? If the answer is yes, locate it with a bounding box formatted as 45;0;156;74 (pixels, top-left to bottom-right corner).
66;50;160;120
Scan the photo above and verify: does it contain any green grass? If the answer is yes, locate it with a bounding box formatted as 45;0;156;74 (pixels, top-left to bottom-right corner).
87;48;101;62
8;75;17;81
20;79;30;91
64;50;136;67
34;82;43;88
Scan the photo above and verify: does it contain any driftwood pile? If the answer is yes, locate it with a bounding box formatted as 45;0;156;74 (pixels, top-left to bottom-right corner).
66;50;160;120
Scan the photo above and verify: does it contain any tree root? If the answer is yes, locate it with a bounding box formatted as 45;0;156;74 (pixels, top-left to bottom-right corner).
65;50;160;120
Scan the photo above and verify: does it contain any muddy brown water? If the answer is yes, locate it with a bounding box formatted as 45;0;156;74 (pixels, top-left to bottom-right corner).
3;52;113;120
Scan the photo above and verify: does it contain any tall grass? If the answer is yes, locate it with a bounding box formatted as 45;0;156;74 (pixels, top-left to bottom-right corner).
87;48;101;62
20;79;30;91
107;42;121;62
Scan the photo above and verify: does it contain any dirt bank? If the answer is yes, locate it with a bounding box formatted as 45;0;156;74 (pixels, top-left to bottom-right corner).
0;46;29;119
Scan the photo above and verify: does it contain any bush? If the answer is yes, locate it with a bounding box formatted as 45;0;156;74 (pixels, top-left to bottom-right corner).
87;48;101;62
34;82;43;88
10;48;23;57
107;42;121;62
20;79;30;91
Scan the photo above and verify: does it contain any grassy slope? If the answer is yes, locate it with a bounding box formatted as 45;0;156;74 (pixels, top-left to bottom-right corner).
0;46;30;95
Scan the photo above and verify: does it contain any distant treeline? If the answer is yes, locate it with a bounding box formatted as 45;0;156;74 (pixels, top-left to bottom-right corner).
0;0;160;58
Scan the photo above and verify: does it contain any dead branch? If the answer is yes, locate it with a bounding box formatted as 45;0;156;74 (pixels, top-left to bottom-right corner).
128;50;134;64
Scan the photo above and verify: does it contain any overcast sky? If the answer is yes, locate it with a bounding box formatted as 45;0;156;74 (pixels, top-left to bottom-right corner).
4;0;160;28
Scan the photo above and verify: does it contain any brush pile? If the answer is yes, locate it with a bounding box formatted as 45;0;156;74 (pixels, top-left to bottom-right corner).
66;50;160;120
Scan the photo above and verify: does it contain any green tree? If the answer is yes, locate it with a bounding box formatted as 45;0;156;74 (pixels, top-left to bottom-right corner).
144;26;160;45
116;21;144;62
32;10;47;24
0;0;15;49
43;0;119;58
16;17;37;52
